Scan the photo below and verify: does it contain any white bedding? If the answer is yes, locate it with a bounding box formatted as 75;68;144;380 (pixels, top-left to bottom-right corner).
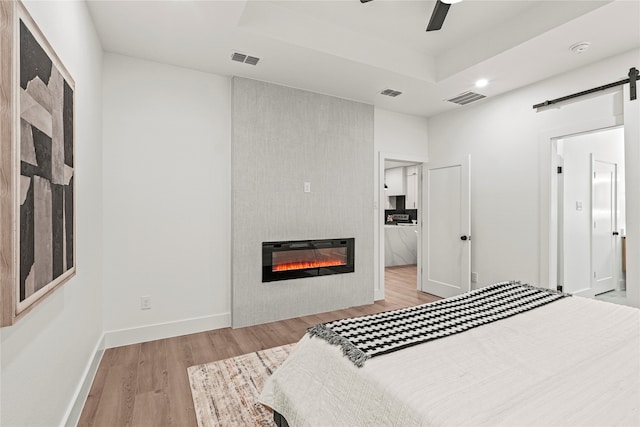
260;296;640;426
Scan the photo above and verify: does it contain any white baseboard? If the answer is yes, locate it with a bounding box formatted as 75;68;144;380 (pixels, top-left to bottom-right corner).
63;333;106;427
103;312;231;349
60;313;230;426
573;288;595;298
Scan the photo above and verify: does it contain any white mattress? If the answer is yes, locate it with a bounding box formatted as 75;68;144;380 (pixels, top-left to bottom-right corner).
260;296;640;426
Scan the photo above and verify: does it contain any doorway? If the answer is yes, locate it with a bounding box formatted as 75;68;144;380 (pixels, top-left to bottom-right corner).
555;126;627;301
378;153;426;300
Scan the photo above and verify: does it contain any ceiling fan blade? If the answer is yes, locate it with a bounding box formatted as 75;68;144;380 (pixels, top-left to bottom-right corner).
426;0;451;32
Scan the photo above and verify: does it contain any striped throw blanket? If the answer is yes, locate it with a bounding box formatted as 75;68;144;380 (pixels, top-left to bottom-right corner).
308;281;569;367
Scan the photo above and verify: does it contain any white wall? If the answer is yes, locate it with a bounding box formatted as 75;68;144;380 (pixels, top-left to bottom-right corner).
0;1;104;425
374;108;430;156
102;54;231;346
374;108;429;298
427;49;640;307
560;127;626;294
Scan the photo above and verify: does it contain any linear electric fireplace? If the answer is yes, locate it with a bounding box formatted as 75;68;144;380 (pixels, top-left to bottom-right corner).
262;238;355;282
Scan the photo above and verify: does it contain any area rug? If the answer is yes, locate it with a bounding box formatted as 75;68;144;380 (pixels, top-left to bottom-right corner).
188;344;293;427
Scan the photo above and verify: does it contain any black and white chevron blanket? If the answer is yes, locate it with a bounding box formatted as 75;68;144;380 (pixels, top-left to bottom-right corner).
307;281;570;367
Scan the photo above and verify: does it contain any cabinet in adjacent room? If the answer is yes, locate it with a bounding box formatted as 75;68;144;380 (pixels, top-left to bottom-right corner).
405;166;419;209
385;167;406;196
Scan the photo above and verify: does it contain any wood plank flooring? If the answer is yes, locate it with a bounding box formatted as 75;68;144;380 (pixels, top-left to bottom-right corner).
78;265;437;426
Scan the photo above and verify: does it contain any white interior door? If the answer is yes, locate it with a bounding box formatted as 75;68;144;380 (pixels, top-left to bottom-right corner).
422;156;471;298
591;157;617;295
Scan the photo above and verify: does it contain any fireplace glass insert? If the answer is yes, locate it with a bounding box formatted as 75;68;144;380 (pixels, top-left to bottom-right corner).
262;238;355;282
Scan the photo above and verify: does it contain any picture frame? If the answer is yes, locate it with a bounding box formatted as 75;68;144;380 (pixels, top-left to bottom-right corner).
1;0;76;326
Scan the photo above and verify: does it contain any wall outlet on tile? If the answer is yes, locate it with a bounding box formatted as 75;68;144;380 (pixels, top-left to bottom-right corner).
140;296;151;310
471;272;478;283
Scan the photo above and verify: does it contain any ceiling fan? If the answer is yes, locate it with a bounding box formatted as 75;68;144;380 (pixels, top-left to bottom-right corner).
360;0;462;32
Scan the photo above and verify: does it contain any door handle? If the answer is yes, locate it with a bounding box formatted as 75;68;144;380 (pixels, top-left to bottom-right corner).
460;235;470;241
613;232;619;236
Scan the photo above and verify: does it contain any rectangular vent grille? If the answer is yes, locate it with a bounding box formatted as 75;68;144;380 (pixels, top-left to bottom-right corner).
231;52;260;66
446;91;486;105
380;89;402;97
231;52;246;62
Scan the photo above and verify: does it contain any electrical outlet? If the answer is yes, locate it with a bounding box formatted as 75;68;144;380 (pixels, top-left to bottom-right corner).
140;296;151;310
471;272;478;283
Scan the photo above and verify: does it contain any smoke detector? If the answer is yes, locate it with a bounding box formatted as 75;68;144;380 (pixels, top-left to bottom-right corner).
569;42;591;54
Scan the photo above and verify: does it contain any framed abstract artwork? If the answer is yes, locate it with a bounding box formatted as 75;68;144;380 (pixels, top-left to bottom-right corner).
1;1;75;326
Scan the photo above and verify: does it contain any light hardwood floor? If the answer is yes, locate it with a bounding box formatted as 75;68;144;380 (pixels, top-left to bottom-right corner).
78;265;437;426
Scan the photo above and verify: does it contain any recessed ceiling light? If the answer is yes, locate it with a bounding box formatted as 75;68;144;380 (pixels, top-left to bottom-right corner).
475;78;489;88
441;0;463;4
569;42;591;54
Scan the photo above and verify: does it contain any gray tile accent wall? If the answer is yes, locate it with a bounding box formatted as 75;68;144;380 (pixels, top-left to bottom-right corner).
231;77;374;327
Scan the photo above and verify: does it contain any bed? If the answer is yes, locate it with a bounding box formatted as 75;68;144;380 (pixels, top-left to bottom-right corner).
259;282;640;426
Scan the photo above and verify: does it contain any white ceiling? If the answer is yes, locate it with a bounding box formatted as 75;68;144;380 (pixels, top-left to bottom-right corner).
87;0;640;117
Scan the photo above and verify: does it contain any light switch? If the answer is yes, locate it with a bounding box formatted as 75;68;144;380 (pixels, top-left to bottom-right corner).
576;201;583;211
304;182;311;193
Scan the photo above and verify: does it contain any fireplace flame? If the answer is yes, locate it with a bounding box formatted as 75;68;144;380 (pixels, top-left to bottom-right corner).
272;259;347;272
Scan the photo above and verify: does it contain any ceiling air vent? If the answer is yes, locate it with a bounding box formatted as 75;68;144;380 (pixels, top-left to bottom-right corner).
446;91;486;106
380;89;403;97
244;56;260;66
231;52;260;66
